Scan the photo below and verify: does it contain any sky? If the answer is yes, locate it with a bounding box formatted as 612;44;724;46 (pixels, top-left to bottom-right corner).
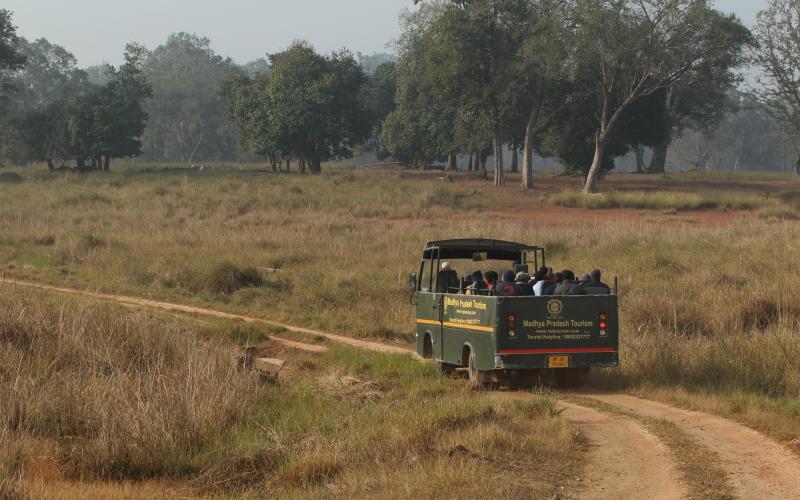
6;0;767;68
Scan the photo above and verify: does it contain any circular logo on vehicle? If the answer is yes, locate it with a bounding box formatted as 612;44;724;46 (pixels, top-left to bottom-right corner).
547;299;564;317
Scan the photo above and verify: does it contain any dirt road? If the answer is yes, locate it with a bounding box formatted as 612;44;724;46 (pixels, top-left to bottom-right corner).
585;393;800;499
560;402;687;500
6;278;800;499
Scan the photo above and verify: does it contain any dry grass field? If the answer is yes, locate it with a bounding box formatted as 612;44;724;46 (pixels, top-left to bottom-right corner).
2;163;800;496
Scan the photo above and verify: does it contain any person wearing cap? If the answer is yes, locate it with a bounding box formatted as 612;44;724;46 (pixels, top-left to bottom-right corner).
495;270;523;296
515;272;534;295
553;270;586;296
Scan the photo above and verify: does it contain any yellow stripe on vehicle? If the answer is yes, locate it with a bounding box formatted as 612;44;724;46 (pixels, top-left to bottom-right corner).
442;322;494;333
416;319;439;326
416;319;493;333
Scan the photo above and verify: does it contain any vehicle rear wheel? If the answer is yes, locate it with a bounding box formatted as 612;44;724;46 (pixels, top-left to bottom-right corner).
467;349;481;385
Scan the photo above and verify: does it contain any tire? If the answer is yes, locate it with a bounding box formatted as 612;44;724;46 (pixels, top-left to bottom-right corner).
467;349;480;385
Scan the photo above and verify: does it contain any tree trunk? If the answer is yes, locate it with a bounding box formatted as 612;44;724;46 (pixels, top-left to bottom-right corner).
493;136;504;187
583;133;607;194
510;143;518;173
522;120;537;190
467;152;473;172
103;156;110;172
46;159;54;171
795;152;800;176
299;159;306;175
634;145;646;173
478;150;488;180
285;159;290;172
309;157;322;174
648;143;668;174
446;153;456;172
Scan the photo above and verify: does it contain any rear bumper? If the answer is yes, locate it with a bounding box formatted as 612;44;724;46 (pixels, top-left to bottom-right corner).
494;351;619;370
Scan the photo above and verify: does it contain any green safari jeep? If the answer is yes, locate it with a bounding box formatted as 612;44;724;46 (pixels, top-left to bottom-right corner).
410;239;619;385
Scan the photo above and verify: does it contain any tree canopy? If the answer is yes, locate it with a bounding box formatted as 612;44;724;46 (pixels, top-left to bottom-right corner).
223;42;372;173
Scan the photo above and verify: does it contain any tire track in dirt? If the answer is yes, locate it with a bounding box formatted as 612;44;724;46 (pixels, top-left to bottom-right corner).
586;393;800;499
560;402;687;500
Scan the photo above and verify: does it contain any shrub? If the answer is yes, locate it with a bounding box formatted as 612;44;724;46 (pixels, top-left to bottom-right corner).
204;262;263;295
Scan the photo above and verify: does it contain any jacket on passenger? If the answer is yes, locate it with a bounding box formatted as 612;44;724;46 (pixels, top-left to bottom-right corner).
553;280;586;296
495;281;522;297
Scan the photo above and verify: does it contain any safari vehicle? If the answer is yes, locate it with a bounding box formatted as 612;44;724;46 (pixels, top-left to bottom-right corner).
410;239;619;385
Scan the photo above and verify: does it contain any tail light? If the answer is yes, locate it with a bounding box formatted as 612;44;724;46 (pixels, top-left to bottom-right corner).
599;313;607;336
507;314;517;337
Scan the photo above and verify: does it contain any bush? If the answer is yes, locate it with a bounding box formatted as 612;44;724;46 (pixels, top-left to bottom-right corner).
204;262;264;295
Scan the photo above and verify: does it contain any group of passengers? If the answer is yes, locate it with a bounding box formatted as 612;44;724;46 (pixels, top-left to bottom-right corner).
439;262;610;296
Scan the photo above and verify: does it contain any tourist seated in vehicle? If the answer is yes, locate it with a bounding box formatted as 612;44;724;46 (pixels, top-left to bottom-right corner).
542;272;563;295
495;270;523;296
485;270;499;290
465;270;487;295
436;261;460;293
581;268;611;295
532;267;550;296
515;272;534;295
580;273;591;284
553;270;586;296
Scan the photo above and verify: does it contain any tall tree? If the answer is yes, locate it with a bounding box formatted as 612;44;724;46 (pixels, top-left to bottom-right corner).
0;9;26;155
518;0;576;188
647;8;751;173
141;33;242;163
752;0;800;175
362;61;397;160
224;42;371;173
1;37;87;165
67;44;152;171
576;0;753;192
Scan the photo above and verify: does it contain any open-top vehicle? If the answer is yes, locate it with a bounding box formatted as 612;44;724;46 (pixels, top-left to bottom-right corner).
410;239;619;385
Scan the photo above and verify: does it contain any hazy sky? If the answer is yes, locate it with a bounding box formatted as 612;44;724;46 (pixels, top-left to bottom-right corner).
6;0;767;67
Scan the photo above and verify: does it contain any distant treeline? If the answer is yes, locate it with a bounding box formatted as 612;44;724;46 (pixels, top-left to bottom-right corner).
2;1;800;186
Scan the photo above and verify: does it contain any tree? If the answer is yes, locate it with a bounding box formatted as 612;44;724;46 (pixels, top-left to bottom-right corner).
752;0;800;175
384;3;458;168
647;8;751;173
1;37;89;165
67;44;152;171
518;0;577;188
141;33;242;163
362;61;397;160
0;9;25;88
223;42;371;173
576;0;753;192
0;9;26;156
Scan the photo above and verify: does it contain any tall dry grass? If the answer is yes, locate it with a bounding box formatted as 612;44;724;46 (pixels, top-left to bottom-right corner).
0;290;260;491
